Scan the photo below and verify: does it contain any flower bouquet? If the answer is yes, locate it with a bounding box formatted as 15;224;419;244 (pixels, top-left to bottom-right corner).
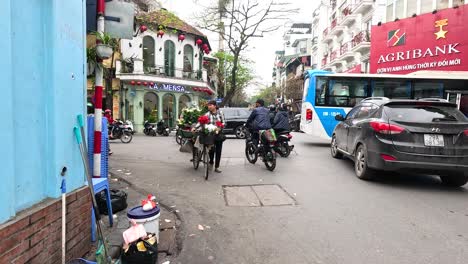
198;115;216;145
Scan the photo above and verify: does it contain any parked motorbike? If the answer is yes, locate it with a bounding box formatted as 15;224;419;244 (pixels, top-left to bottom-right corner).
244;125;276;171
143;120;156;136
109;120;133;143
273;131;294;158
156;120;170;136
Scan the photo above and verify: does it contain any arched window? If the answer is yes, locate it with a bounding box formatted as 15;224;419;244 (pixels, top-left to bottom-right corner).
178;94;191;115
183;45;194;74
144;92;159;122
142;36;155;73
164;40;175;77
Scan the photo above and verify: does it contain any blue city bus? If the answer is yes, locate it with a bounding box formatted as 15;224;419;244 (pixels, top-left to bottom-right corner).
301;70;468;140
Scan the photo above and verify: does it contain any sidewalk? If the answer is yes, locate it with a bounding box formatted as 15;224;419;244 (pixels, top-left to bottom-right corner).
86;171;180;264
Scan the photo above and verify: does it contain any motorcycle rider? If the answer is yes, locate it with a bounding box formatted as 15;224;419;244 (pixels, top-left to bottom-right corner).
246;99;272;146
273;103;290;134
268;105;277;125
104;109;116;138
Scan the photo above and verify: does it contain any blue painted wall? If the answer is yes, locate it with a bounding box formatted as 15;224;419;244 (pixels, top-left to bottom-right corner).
0;0;86;223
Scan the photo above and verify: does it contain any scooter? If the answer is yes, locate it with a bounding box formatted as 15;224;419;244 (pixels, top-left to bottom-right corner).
143;120;156;136
125;120;135;134
156;120;170;136
109;120;133;143
273;130;294;158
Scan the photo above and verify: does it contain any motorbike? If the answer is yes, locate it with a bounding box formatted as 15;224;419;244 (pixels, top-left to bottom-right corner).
143;120;156;136
125;120;135;134
244;125;276;171
289;114;301;132
109;120;133;143
156;120;170;136
273;130;294;158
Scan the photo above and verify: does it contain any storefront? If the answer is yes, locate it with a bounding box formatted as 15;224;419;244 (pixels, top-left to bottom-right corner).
121;80;214;132
370;4;468;116
370;5;468;74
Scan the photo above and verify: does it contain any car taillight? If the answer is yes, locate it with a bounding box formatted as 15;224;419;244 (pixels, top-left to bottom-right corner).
380;154;397;161
464;129;468;136
370;121;405;134
306;109;313;120
287;134;293;139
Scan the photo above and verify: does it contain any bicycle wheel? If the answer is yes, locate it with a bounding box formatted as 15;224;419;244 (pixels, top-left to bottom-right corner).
176;130;182;145
204;145;210;180
192;147;201;170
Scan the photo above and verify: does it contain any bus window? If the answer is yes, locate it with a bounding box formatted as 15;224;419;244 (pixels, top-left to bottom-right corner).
315;77;327;105
326;79;368;107
372;80;410;99
413;81;443;99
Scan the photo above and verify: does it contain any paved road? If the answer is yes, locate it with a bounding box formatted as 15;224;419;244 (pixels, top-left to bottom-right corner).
110;133;468;264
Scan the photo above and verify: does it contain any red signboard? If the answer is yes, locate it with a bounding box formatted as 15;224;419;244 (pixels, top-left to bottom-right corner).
345;64;362;73
370;5;468;74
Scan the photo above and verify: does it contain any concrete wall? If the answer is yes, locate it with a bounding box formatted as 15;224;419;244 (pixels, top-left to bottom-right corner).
0;0;86;223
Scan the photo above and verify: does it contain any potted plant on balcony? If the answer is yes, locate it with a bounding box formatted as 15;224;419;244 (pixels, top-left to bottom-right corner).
86;47;97;76
93;31;118;60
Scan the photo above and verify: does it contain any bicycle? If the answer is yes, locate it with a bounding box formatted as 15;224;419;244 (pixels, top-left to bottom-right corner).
192;133;215;180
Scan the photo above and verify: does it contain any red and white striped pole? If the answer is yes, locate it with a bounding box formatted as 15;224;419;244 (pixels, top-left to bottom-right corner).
94;0;105;178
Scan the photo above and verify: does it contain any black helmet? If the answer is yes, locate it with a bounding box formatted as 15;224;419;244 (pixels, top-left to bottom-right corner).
269;105;276;111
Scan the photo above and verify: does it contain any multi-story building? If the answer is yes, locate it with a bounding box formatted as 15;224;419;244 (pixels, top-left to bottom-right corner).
272;23;312;106
317;0;385;73
371;0;468;74
116;8;216;132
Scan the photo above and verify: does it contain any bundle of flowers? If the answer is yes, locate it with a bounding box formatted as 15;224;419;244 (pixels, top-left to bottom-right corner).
178;107;204;128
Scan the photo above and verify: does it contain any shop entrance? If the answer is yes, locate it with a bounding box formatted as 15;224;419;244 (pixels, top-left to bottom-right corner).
163;94;175;127
447;91;468;117
144;92;159;123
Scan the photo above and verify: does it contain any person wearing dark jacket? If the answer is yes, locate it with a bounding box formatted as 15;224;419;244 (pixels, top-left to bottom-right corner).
246;99;271;146
273;104;290;134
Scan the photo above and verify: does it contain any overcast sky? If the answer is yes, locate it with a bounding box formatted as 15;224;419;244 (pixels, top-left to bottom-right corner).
159;0;320;95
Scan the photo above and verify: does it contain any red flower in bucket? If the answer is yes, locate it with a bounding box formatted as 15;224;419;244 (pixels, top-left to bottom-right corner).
216;121;224;129
198;115;209;125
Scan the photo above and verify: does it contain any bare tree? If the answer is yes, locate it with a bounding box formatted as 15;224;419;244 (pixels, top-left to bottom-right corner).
197;0;297;106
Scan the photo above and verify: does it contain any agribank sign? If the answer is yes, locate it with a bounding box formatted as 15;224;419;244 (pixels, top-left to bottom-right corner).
370;5;468;74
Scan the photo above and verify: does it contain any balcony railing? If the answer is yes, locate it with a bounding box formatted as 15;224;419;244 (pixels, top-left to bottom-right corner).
340;41;351;54
331;19;337;29
323;28;329;38
330;50;339;61
352;31;370;48
322;57;328;66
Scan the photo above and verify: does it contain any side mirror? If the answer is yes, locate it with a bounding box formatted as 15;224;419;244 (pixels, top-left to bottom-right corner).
335;114;345;121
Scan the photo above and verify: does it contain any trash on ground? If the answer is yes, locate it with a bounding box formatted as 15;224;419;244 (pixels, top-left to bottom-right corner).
189;234;196;237
162;261;170;264
165;219;171;223
170;205;176;208
175;210;180;213
117;169;122;172
198;224;204;231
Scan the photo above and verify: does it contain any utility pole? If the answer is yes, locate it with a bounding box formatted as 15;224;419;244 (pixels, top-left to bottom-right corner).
94;0;105;178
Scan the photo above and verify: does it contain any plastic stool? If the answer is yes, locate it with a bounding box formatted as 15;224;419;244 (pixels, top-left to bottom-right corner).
91;178;113;242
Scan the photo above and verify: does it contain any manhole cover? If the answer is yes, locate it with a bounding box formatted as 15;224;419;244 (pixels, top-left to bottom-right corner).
223;184;296;207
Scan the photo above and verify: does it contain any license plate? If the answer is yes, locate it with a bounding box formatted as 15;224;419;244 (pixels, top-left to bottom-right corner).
424;134;444;147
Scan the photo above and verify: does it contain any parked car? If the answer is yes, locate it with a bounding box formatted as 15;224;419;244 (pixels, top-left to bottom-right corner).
219;107;252;139
331;97;468;187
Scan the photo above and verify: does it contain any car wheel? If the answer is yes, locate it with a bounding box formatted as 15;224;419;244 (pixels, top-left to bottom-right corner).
235;126;247;139
354;144;375;180
330;135;343;159
440;173;468;187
